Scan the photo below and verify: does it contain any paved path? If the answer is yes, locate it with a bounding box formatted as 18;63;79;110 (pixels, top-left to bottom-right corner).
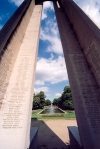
31;119;77;149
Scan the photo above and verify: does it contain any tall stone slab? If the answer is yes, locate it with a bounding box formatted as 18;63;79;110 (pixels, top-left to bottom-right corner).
60;0;100;88
54;0;100;149
0;1;42;149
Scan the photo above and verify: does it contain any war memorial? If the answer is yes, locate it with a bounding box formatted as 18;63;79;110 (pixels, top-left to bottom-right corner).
0;0;100;148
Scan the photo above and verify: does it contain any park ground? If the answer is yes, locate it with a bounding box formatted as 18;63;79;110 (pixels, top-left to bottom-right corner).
32;109;76;119
31;110;77;149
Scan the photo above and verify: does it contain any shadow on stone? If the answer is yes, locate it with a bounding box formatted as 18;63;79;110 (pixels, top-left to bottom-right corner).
31;118;69;149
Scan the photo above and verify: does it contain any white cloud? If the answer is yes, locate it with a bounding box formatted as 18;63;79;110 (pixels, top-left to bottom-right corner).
40;19;63;54
55;93;61;97
42;11;47;20
35;54;68;85
43;1;54;10
46;94;51;97
74;0;100;28
34;86;49;94
9;0;24;6
42;1;54;20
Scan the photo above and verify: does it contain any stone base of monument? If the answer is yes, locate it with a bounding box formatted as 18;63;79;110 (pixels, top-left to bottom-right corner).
29;127;38;149
67;126;83;149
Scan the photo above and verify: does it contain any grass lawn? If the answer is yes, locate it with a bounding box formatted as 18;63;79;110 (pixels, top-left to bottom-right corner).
31;109;76;120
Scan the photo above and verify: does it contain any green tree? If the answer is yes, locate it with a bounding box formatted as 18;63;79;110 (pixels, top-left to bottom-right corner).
45;99;51;106
53;86;74;110
53;98;59;106
39;91;46;108
33;91;46;109
33;96;40;109
64;86;71;93
62;100;74;110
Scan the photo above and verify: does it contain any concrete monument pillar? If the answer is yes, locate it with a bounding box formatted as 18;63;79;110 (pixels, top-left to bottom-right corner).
0;0;42;149
54;0;100;149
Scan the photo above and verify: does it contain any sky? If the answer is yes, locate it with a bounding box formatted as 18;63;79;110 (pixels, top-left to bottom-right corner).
0;0;100;101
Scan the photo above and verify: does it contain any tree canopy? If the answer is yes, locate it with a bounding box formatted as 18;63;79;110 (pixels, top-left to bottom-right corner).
33;91;46;109
45;99;51;106
33;91;51;109
33;86;74;110
53;86;74;110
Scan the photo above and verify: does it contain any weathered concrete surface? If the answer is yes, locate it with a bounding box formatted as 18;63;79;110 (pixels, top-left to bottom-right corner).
54;1;100;149
0;2;42;149
0;0;32;54
0;0;34;110
61;0;100;87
